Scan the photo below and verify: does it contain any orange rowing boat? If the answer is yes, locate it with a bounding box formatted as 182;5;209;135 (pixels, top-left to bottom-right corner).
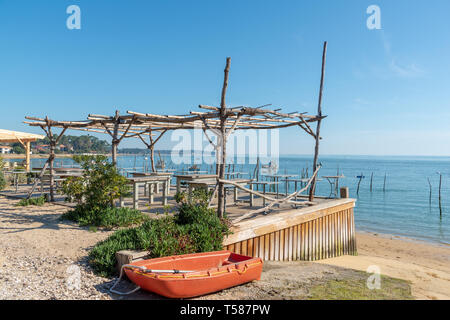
122;250;263;298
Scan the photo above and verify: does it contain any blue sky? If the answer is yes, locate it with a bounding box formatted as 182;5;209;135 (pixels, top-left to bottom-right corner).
0;0;449;156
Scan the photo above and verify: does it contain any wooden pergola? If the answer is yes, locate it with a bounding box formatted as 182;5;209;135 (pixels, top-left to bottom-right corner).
0;129;45;171
24;42;328;218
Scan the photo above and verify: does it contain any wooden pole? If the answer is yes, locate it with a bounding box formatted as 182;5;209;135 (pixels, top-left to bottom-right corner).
45;118;56;202
427;177;432;205
217;57;231;218
111;110;120;166
356;172;363;195
148;130;156;172
438;173;442;217
26;125;66;200
25;141;31;172
370;172;373;192
309;41;327;202
383;172;387;192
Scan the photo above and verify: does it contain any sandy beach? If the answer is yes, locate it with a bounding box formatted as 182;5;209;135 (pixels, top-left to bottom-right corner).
316;232;450;299
0;195;448;300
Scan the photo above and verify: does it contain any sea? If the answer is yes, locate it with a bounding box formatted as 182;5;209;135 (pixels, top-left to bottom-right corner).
25;154;449;245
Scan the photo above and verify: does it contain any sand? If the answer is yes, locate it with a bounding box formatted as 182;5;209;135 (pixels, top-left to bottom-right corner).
0;197;114;299
315;232;450;300
0;195;448;300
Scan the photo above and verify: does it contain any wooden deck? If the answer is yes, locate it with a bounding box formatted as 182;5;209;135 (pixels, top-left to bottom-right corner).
223;198;357;261
117;187;357;262
2;183;357;262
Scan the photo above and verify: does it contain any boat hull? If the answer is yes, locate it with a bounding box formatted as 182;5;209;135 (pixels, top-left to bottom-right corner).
124;250;263;298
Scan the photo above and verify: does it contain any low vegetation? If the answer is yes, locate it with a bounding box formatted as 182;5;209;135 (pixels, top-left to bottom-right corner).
16;195;47;207
61;155;130;210
89;189;231;277
308;274;413;300
61;206;146;229
0;158;6;191
60;155;144;229
0;172;6;191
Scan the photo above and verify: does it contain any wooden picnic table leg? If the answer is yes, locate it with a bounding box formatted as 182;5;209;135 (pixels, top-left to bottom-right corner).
249;183;254;207
285;178;288;196
156;182;160;194
162;180;168;206
335;178;339;198
263;184;266;206
234;185;238;203
133;182;139;210
276;177;279;198
294;181;298;203
149;183;154;204
176;177;181;194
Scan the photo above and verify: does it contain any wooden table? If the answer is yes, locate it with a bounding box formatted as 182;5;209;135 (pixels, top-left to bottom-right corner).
4;170;29;192
131;172;173;195
185;178;253;206
250;181;280;206
124;176;171;209
174;174;218;194
261;174;298;196
40;172;83;193
225;172;248;179
322;175;345;198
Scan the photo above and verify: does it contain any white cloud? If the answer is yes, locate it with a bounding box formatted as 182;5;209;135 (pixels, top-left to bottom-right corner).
380;31;425;78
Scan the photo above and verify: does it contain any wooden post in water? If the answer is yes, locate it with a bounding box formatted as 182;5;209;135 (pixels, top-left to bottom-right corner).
438;173;442;217
370;172;373;192
427;177;432;205
383;172;387;192
356;173;363;195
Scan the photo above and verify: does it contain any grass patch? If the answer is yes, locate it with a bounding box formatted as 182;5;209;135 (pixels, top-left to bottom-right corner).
61;206;147;229
16;195;47;207
308;274;413;300
89;189;230;277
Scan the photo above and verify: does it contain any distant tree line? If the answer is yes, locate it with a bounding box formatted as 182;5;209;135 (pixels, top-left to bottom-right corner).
9;135;110;154
118;148;173;155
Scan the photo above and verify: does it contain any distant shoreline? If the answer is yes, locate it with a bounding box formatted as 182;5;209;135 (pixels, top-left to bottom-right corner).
0;153;150;160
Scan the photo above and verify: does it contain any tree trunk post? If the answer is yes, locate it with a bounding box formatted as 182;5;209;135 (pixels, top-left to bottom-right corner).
217;57;231;218
111;110;120;167
25;141;31;172
309;41;327;202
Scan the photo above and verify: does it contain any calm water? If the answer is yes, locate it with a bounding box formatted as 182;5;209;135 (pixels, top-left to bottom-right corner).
27;154;449;245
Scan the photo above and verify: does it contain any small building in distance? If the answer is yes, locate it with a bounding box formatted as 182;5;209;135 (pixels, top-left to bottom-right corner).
0;145;12;154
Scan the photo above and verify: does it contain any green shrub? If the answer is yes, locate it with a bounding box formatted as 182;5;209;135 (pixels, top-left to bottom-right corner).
60;155;134;228
0;157;5;190
61;155;130;210
89;189;231;277
0;172;6;191
61;206;146;229
16;195;47;207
